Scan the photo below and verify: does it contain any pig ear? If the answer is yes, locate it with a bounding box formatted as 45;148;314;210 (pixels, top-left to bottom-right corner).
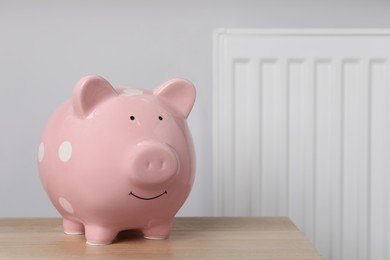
153;78;196;118
72;75;117;118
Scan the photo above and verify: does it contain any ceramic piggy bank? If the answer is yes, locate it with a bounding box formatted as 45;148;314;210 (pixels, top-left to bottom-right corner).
37;75;196;245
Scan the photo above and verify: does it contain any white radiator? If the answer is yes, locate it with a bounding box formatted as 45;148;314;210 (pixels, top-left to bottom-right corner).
213;29;390;260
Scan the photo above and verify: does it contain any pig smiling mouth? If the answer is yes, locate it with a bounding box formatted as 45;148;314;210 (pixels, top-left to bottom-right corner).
129;190;167;200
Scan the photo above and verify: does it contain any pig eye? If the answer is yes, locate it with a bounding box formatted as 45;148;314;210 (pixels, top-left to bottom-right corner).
129;116;135;120
158;116;163;121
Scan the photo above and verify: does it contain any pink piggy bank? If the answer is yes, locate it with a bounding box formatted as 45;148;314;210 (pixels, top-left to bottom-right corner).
37;75;196;245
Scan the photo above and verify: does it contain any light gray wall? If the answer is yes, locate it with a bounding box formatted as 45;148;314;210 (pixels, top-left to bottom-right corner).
1;0;390;217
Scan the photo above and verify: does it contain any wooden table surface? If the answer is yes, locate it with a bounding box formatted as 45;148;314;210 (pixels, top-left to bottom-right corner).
0;217;323;259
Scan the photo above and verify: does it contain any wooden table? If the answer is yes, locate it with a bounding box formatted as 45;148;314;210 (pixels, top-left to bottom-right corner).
0;217;323;259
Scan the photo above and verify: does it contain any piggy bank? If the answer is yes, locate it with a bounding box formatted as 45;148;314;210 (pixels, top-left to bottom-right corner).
37;75;196;245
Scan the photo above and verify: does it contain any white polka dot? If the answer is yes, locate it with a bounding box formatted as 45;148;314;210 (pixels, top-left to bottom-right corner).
123;89;143;96
38;142;44;162
59;141;72;162
59;197;74;214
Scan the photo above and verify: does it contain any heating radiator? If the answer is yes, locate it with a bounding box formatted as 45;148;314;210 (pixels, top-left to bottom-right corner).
213;29;390;260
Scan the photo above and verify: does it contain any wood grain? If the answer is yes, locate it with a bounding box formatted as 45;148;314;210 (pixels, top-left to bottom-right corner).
0;217;323;259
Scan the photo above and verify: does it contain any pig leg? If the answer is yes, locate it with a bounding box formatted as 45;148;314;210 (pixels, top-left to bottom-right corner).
63;217;85;235
142;219;173;239
84;225;118;245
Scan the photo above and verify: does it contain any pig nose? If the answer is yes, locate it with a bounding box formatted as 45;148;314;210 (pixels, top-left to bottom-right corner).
129;141;179;189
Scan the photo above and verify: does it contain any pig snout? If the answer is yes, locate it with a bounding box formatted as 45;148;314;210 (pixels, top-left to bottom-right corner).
129;141;179;189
